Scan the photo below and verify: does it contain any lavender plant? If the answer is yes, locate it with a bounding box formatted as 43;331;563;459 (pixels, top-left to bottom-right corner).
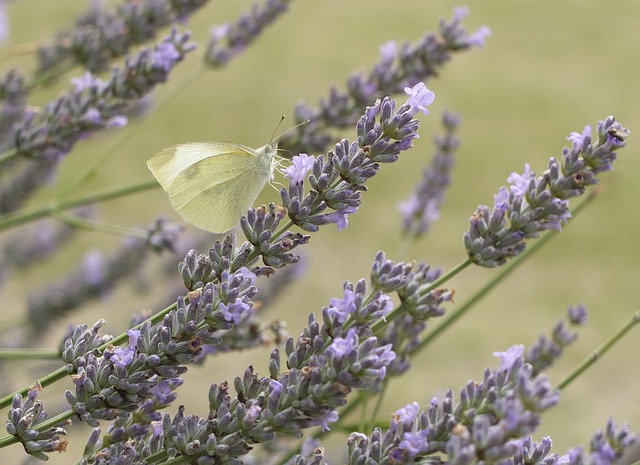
0;2;637;465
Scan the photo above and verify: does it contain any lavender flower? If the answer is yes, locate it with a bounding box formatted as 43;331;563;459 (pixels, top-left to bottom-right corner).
0;30;194;215
37;0;208;75
28;217;182;331
399;111;460;236
526;305;587;374
206;0;290;66
464;116;629;267
346;346;559;465
277;8;488;155
6;384;68;460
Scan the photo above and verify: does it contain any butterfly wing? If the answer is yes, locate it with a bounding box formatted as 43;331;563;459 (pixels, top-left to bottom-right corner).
148;142;273;233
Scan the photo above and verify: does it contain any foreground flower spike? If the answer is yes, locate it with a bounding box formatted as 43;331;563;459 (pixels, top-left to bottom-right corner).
281;82;433;233
465;116;629;267
399;111;460;237
346;347;559;464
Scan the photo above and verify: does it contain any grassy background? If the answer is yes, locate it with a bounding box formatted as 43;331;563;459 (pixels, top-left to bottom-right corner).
1;0;639;463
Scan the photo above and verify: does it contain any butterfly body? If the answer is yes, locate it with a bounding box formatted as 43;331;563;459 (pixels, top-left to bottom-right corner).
147;141;277;233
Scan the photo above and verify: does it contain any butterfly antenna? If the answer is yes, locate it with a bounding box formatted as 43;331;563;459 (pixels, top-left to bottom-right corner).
272;117;311;143
270;115;286;144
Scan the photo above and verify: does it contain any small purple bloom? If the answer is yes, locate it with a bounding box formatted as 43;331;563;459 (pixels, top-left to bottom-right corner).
284;153;316;184
452;6;470;21
325;206;358;231
567;125;592;152
379;41;397;64
151;421;163;438
236;267;257;286
403;82;435;117
72;72;105;92
111;346;135;368
568;304;587;325
126;329;142;349
246;404;262;422
82;250;106;287
326;288;357;323
327;329;358;360
469;26;492;48
493;344;524;378
591;442;616;465
507;164;533;197
220;298;251;324
391;402;420;432
150;380;173;404
106;115;128;128
399;429;429;458
152;42;181;72
82;108;103;125
269;379;283;398
318;410;339;432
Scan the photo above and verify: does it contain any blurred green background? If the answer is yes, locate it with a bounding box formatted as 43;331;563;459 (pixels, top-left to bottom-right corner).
1;0;639;463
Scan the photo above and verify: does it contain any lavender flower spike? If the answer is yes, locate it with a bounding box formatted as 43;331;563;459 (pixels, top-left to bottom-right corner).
465;116;629;267
399;111;460;236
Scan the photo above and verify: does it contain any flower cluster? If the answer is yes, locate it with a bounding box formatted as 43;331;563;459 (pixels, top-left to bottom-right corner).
346;346;560;465
6;384;68;461
206;0;290;66
399;111;460;236
525;304;587;374
62;265;256;432
27;217;182;331
464;116;629;267
37;0;208;75
277;8;489;155
0;29;194;216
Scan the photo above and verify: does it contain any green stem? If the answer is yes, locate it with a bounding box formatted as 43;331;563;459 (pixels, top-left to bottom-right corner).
0;179;159;232
0;348;60;360
415;197;597;354
51;208;148;238
555;310;640;391
0;147;18;165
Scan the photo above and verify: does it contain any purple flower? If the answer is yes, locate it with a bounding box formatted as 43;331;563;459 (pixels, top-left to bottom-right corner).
150;380;173;404
152;42;181;72
567;125;592;152
469;26;492;48
111;346;135;368
71;72;105;92
325;206;358;231
379;41;397;64
307;409;339;432
220;298;251;324
151;421;163;438
327;329;358;360
507;164;533;197
403;82;436;117
126;329;141;349
82;250;106;287
399;429;429;458
246;404;262;422
326;288;357;323
284;153;316;184
493;344;524;378
391;402;419;432
106;115;128;128
568;304;587;325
